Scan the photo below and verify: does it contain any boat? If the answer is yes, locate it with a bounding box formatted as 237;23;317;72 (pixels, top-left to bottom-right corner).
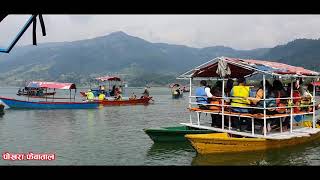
185;131;320;154
0;81;99;109
0;103;4;114
172;93;183;99
80;76;122;98
0;96;99;109
170;83;183;99
81;75;154;106
177;56;320;154
97;96;153;106
144;125;215;142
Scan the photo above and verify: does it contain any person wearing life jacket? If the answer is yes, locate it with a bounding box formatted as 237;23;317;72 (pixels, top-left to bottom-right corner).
230;77;254;131
195;80;213;110
85;89;95;102
98;91;106;101
230;77;254;113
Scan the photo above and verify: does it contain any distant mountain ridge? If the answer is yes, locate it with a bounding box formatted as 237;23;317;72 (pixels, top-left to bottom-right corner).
0;31;319;86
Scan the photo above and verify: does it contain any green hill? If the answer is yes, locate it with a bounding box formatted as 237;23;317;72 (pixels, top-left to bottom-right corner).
0;31;319;87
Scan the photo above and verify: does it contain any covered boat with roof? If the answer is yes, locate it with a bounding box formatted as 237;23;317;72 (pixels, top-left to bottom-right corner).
81;75;153;106
0;81;99;109
176;56;320;154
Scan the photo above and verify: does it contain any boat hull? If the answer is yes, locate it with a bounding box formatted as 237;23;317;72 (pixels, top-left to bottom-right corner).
185;131;320;154
172;94;183;99
97;97;152;106
144;126;215;142
0;96;99;109
0;103;4;114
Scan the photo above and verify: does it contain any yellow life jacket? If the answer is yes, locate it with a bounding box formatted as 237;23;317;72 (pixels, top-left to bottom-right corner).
231;86;251;107
98;93;105;101
86;92;94;100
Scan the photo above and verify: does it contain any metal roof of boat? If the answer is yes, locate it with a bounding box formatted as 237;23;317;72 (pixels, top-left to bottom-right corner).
178;56;320;79
27;81;76;89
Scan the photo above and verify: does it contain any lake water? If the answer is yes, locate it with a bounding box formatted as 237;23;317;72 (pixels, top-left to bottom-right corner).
0;87;320;165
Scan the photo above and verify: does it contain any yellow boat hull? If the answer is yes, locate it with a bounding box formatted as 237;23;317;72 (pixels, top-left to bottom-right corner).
185;131;320;154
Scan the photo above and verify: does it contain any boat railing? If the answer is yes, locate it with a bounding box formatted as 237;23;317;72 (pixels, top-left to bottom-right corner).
186;77;318;137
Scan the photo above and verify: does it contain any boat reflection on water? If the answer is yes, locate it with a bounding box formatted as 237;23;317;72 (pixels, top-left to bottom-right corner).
191;151;267;166
191;140;320;166
146;142;194;159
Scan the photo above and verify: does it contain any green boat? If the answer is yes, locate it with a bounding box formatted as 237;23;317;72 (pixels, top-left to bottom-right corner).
144;125;215;142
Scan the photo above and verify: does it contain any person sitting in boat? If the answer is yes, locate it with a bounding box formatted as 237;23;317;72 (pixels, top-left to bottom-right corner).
17;88;22;95
85;89;95;102
209;81;224;127
249;80;276;132
230;77;254;131
110;85;116;96
250;80;276;114
98;91;106;101
114;87;122;100
195;80;213;110
300;83;314;112
230;77;254;113
129;92;137;100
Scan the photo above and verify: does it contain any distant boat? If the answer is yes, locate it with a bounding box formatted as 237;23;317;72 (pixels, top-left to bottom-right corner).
170;83;183;98
0;97;99;109
0;103;4;114
0;81;99;109
96;96;153;106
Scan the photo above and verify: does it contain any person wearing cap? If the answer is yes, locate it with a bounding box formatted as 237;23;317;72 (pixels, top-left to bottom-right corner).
85;89;95;101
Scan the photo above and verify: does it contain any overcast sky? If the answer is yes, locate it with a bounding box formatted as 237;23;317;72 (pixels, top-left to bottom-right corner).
1;15;320;50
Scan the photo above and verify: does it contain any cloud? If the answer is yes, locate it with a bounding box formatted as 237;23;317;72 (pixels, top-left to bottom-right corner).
1;15;320;50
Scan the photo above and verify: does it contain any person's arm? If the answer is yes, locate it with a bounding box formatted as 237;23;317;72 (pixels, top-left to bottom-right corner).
205;87;213;98
250;89;262;104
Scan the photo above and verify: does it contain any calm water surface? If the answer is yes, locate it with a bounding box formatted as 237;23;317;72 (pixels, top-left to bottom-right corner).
0;87;320;165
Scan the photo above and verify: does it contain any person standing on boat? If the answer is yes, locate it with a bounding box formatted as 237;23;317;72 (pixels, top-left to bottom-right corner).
195;80;213;110
142;87;150;98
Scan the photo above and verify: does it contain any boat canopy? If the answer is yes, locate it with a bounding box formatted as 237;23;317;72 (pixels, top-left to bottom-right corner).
312;81;320;86
95;76;121;82
178;56;320;79
27;81;76;90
